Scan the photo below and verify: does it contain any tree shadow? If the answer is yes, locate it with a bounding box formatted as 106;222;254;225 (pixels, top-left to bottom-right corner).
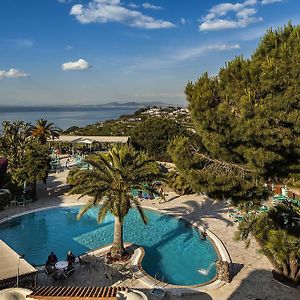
228;269;300;300
43;171;69;197
162;197;234;227
230;262;244;279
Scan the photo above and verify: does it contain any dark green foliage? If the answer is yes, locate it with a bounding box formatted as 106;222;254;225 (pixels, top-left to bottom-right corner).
131;117;188;160
0;121;32;174
67;167;80;187
72;121;131;136
170;23;300;203
168;137;267;204
32;119;60;144
0;120;57;199
236;203;300;283
167;170;194;195
15;143;50;200
0;193;10;210
65;126;80;134
65;108;192;158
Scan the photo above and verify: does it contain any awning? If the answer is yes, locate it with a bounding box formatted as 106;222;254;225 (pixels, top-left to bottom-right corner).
27;286;127;299
0;240;37;289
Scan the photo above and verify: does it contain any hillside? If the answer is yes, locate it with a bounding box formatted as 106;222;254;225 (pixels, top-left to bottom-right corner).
64;106;191;136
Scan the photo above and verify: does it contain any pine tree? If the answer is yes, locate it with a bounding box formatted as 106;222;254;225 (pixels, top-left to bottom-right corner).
169;23;300;204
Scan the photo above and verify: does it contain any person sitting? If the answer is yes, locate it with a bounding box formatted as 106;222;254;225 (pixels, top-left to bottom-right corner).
201;231;207;241
47;251;58;266
67;250;75;265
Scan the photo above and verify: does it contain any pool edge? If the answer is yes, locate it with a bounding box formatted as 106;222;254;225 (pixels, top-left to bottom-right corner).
0;203;231;292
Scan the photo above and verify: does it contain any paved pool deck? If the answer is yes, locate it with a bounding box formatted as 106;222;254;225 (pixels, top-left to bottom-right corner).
0;158;299;300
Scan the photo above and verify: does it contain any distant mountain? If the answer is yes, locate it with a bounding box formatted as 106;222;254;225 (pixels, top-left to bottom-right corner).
100;101;171;107
0;101;173;111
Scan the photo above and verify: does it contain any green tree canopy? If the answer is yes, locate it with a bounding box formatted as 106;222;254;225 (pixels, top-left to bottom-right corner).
131;117;188;160
15;142;50;200
0;121;51;195
169;23;300;203
235;202;300;283
0;121;32;176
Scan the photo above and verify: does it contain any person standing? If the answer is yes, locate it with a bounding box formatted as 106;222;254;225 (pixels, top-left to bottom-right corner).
65;158;70;169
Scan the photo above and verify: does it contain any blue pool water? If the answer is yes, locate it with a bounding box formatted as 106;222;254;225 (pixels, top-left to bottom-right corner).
0;206;218;286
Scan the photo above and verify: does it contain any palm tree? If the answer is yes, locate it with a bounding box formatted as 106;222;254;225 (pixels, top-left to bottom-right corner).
31;119;60;144
69;145;163;260
236;203;300;283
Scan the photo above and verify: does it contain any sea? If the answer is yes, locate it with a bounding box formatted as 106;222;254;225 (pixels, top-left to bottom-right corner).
0;106;140;130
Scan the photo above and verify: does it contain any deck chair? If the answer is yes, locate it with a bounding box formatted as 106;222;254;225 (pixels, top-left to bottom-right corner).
22;192;33;204
104;272;113;285
63;268;75;284
44;267;62;284
15;195;25;206
150;275;167;299
150;288;166;299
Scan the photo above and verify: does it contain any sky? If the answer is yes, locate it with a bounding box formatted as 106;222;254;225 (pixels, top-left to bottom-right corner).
0;0;299;106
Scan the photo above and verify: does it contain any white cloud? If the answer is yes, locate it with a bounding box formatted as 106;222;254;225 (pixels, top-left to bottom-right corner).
199;0;262;31
127;2;163;10
261;0;283;4
9;39;34;49
0;68;30;79
62;58;91;71
236;8;257;18
65;45;73;51
128;43;241;71
57;0;72;3
16;39;34;48
181;18;186;25
142;3;163;10
128;2;139;9
70;0;175;29
175;44;241;61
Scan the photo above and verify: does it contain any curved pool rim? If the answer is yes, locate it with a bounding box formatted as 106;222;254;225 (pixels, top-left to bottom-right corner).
0;203;231;290
136;206;232;290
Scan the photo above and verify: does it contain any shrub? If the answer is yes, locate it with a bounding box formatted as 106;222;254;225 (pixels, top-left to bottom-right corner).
0;192;10;210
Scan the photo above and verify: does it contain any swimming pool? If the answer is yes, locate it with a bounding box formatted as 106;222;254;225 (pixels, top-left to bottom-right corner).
0;206;218;286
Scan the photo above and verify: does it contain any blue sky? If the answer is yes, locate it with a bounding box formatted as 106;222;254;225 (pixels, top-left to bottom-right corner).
0;0;299;106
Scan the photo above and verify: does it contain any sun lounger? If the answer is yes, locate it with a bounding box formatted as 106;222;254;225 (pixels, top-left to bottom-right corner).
22;193;32;204
258;206;269;213
150;288;166;299
291;199;300;207
15;195;25;206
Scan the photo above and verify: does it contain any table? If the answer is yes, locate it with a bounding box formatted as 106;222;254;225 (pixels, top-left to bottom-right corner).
55;261;68;271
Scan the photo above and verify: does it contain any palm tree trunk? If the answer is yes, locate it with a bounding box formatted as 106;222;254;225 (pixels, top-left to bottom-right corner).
282;262;289;277
110;216;126;260
295;269;300;283
289;253;298;280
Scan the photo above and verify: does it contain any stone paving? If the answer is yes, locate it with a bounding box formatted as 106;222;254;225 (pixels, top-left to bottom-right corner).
0;157;299;299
